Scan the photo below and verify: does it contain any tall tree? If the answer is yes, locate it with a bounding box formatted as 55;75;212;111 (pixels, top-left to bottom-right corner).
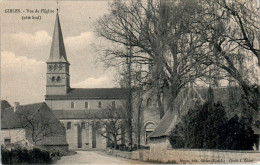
194;0;260;115
94;105;127;149
96;0;210;112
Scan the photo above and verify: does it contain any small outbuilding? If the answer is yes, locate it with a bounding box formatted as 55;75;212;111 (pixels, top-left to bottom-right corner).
1;101;68;153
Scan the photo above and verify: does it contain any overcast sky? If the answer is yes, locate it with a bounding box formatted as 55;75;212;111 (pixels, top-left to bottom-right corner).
1;1;118;105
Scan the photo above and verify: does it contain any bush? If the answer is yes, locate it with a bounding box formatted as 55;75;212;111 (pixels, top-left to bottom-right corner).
1;147;52;164
170;101;257;150
219;115;257;150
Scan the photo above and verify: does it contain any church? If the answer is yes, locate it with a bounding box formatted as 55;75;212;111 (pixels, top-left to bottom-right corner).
44;12;160;150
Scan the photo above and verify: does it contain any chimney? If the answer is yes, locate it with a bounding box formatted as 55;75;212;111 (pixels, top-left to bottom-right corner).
14;102;19;112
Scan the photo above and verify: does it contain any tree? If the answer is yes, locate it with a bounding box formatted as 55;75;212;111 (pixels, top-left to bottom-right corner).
194;0;260;114
96;0;211;113
94;105;127;149
220;115;257;150
16;108;61;145
170;101;257;150
132;87;145;149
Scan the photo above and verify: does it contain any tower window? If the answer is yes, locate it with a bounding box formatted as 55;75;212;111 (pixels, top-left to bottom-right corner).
67;122;71;130
147;98;152;108
57;76;61;82
51;76;55;82
85;102;89;109
59;64;63;70
54;64;58;70
71;102;74;109
98;101;102;108
49;65;53;71
112;101;115;108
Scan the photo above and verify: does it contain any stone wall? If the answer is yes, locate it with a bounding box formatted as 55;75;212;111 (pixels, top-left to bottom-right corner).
1;129;31;147
46;99;124;110
108;148;260;164
60;119;108;150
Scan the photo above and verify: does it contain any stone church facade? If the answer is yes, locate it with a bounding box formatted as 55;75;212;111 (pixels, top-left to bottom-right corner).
45;13;160;150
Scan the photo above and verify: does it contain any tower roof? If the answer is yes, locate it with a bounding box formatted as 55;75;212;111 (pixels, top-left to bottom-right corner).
47;13;69;64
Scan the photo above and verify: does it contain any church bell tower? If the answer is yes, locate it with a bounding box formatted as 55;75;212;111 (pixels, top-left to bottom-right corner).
46;12;70;95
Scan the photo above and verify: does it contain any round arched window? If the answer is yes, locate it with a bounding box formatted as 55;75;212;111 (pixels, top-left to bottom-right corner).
57;76;61;82
145;122;156;144
51;76;55;82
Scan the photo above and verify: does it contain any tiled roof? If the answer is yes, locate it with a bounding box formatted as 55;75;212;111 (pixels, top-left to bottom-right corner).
45;88;129;100
1;100;11;110
1;108;21;129
1;102;44;129
148;110;178;138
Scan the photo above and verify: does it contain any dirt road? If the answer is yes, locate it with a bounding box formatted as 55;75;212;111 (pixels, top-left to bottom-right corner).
56;150;149;164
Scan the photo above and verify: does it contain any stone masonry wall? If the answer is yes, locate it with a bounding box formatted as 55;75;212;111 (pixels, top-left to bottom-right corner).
1;129;31;147
46;99;124;110
108;148;260;164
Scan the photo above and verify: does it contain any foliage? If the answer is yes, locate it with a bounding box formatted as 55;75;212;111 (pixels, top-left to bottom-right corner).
1;147;52;164
220;115;257;150
170;101;257;150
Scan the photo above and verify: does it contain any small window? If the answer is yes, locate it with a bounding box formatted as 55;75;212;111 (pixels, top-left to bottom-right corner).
98;101;102;108
85;102;89;109
59;64;63;70
147;98;152;108
4;139;11;145
49;65;53;71
112;101;115;108
71;102;74;109
67;122;71;130
54;64;58;70
57;76;61;82
51;76;55;82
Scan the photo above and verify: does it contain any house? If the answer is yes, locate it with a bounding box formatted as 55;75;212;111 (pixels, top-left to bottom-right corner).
1;101;29;148
1;101;68;153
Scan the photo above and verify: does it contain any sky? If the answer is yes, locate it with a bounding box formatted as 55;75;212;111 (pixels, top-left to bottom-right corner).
1;1;118;105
